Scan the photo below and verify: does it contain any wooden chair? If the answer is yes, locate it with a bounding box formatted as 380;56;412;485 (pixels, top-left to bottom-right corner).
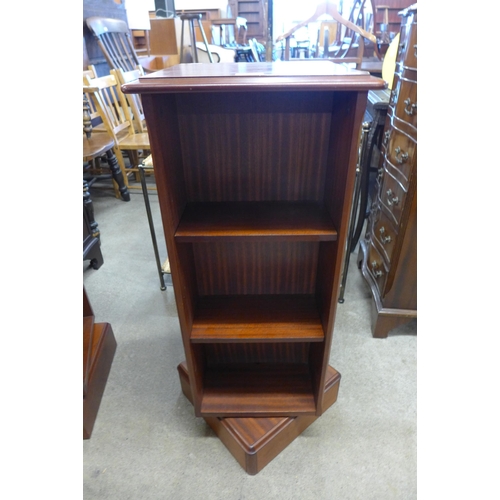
83;66;109;134
83;64;98;80
84;73;150;190
110;67;147;133
86;16;142;72
83;94;130;201
314;21;338;58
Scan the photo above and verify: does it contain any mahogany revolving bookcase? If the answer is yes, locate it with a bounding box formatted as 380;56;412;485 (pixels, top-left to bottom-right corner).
123;62;385;474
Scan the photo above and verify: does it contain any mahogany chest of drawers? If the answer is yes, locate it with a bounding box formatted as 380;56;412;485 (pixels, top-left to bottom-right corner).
358;3;417;338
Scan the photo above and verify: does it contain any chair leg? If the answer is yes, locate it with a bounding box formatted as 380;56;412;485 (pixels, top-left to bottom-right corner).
113;147;130;190
106;149;130;201
83;180;99;238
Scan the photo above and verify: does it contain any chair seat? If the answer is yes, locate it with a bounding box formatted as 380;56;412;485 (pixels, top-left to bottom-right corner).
83;133;115;161
116;131;150;149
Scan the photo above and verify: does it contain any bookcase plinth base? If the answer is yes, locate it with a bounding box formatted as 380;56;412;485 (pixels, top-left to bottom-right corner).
177;361;341;475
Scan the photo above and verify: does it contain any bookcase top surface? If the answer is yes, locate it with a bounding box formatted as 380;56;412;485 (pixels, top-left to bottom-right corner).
122;61;386;94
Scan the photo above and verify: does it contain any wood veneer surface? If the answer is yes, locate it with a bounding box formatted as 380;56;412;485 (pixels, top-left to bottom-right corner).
191;295;324;342
200;363;316;416
175;202;338;241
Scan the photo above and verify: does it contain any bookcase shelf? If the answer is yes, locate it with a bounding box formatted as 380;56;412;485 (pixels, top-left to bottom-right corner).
200;363;316;416
191;294;324;342
123;61;384;471
175;201;338;242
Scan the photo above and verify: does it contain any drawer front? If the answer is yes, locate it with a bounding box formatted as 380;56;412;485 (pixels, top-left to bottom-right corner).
366;240;388;295
404;18;417;69
385;128;416;188
379;168;407;226
372;209;397;265
398;11;417;69
388;73;400;109
393;77;417;132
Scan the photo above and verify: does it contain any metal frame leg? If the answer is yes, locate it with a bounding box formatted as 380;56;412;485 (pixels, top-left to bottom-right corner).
139;165;167;291
338;121;370;303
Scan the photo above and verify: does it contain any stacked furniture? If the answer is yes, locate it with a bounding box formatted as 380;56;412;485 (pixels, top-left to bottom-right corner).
358;3;417;338
123;61;384;473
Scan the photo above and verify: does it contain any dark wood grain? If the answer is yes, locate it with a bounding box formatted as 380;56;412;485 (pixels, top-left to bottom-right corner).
358;5;417;338
200;363;316;416
176;92;332;203
177;361;341;474
83;322;116;439
191;295;324;342
131;62;384;419
192;241;319;296
204;342;310;365
175;202;338;241
122;61;387;94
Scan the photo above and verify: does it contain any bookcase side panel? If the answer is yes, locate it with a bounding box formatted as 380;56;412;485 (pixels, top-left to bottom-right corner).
142;94;203;411
312;91;369;413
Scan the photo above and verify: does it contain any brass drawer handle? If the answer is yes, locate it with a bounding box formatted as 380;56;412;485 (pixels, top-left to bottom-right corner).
394;146;409;164
404;98;417;115
386;189;399;206
383;130;391;145
371;260;383;278
414;44;417;57
376;168;384;182
379;226;392;244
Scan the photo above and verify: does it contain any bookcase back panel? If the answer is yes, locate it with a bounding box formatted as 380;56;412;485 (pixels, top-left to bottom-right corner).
193;241;318;296
176;92;333;202
204;342;310;366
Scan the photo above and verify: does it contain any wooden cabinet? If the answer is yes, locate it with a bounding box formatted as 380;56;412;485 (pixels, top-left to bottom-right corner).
123;61;384;471
372;0;414;37
228;0;266;41
83;287;117;439
358;4;417;338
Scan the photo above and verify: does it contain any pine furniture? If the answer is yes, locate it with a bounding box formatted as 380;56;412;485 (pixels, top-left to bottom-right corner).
123;60;385;472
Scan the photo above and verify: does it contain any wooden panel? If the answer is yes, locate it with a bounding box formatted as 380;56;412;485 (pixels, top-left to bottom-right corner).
193;241;318;296
200;363;316;416
175;202;337;241
149;18;179;55
176;91;332;202
83;322;117;439
204;342;310;365
177;361;341;475
373;0;414;34
191;295;324;342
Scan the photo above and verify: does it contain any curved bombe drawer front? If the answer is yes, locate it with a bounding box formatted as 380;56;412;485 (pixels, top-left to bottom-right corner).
366;240;388;295
391;76;417;133
384;127;416;188
379;168;407;227
372;209;397;266
397;11;417;70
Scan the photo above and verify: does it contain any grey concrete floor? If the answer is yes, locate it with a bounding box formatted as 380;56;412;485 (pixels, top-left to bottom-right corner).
83;184;417;500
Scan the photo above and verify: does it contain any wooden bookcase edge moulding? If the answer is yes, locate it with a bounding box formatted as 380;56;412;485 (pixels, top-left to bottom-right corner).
123;61;384;441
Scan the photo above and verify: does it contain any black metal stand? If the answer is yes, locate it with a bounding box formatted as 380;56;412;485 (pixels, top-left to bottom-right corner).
338;122;370;303
139;165;169;291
